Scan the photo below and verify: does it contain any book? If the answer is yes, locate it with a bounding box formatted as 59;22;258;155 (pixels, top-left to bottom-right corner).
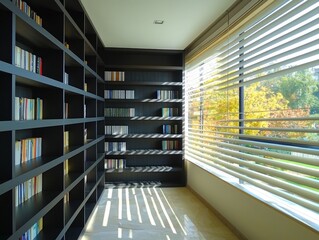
84;128;87;142
19;217;43;240
104;71;125;81
104;108;135;117
64;72;69;84
105;159;126;169
162;124;178;134
162;108;178;117
105;142;126;151
157;90;179;99
15;97;43;120
104;90;134;99
15;174;42;206
15;46;43;75
14;0;43;26
65;102;69;119
105;125;128;135
162;140;179;150
64;131;69;149
64;159;69;175
15;137;42;165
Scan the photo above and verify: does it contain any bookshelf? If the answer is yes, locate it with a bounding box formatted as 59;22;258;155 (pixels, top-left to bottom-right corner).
0;0;105;239
104;49;185;187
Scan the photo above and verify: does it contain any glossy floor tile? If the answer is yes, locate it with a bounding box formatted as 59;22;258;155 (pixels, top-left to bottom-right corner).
79;187;239;240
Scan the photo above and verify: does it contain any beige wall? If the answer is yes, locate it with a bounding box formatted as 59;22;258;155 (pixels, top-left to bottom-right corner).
186;160;319;240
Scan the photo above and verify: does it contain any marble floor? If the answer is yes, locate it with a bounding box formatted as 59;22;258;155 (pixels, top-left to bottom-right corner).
79;187;239;240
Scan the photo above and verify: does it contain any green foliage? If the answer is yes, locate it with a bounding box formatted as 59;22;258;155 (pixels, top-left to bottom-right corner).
263;69;319;109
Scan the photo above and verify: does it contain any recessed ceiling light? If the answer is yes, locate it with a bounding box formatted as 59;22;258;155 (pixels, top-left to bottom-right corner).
154;20;164;24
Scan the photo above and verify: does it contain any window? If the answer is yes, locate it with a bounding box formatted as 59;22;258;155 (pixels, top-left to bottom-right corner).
185;0;319;229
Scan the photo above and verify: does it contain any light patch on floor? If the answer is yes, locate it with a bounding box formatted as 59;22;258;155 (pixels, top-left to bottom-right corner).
79;187;239;240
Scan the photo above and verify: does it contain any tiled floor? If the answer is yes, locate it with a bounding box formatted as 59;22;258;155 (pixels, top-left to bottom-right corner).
79;187;239;240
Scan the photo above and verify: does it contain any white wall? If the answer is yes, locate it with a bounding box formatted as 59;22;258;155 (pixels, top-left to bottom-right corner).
186;160;319;240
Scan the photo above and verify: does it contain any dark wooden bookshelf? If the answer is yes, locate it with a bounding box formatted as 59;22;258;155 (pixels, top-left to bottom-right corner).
104;49;185;187
0;0;105;239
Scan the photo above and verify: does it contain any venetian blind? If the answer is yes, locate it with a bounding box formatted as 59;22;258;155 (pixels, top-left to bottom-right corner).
185;0;319;215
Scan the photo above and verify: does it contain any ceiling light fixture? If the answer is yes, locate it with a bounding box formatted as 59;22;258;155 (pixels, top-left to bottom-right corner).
154;20;164;24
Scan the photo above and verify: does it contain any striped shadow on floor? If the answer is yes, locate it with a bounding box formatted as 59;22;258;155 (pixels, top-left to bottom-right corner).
79;187;239;240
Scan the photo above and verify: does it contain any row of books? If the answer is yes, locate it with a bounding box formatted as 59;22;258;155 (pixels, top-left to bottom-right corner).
157;90;179;99
105;71;125;81
162;140;180;150
105;142;127;151
15;174;42;206
15;137;42;165
104;90;135;99
162;124;179;134
15;97;43;120
15;46;43;75
14;0;43;26
105;108;135;117
162;108;179;117
20;218;43;240
105;159;126;169
105;125;129;135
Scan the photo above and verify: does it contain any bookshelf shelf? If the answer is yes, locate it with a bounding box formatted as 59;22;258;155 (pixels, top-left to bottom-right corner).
105;116;183;121
105;134;183;139
105;99;183;103
105;81;183;86
105;65;184;71
0;0;105;239
106;150;183;155
104;49;184;187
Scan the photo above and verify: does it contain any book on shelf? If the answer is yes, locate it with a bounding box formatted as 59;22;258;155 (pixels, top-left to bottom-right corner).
162;140;179;150
65;102;69;119
84;128;87;142
15;174;42;206
104;71;125;81
84;83;88;92
19;218;43;240
104;108;135;117
105;142;126;151
15;97;43;120
14;0;43;26
105;159;126;169
157;90;179;99
84;104;87;118
64;72;69;84
15;46;43;75
104;90;134;99
64;131;69;149
162;108;179;117
64;192;70;204
105;125;128;135
64;159;69;175
15;137;42;165
162;124;178;134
